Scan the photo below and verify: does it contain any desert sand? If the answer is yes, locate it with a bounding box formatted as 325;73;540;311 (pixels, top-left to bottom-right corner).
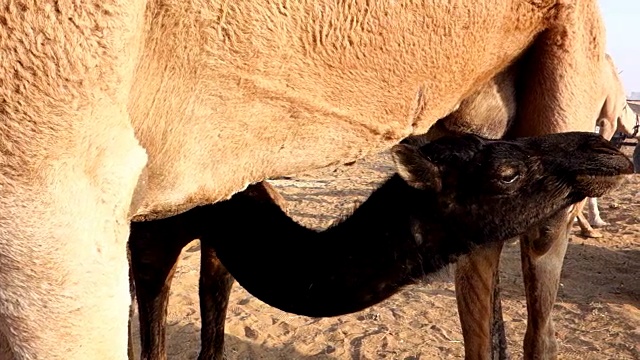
130;145;640;360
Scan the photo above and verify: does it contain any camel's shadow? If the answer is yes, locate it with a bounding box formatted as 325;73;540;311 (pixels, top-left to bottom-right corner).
497;240;639;307
379;239;639;308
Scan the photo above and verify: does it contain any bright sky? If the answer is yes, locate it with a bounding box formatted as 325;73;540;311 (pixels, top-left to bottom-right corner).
599;1;640;96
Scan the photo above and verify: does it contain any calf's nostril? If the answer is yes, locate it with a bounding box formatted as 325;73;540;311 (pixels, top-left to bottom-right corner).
622;159;635;174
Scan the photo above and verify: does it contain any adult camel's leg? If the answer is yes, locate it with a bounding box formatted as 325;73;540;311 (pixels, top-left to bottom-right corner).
197;241;234;360
507;4;606;358
128;221;196;360
519;208;574;359
426;124;510;360
633;143;640;172
586;118;616;230
586;197;608;227
490;275;508;360
455;241;507;360
0;2;147;359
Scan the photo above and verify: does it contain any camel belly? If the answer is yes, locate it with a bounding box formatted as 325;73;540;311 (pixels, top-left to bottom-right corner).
127;0;565;221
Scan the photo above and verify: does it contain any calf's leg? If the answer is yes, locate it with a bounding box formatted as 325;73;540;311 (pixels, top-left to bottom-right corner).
197;181;286;360
197;241;234;360
128;221;196;360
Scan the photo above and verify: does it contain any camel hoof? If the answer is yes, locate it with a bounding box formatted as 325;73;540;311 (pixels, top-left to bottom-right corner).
581;229;603;238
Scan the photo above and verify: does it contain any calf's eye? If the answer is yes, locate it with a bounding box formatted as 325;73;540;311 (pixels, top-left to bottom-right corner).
500;173;520;184
494;164;521;185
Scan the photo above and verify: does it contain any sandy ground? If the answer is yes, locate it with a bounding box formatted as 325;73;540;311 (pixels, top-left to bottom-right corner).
131;146;640;360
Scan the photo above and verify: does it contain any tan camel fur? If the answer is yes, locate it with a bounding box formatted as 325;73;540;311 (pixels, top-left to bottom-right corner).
0;1;607;359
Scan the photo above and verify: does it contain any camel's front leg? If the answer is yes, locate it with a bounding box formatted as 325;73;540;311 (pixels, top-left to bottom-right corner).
0;115;146;360
519;208;575;360
197;181;285;360
127;226;225;360
455;241;507;360
129;248;139;360
0;2;148;359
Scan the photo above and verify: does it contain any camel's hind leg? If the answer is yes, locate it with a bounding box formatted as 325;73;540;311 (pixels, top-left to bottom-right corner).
505;2;605;359
519;209;574;360
455;241;507;360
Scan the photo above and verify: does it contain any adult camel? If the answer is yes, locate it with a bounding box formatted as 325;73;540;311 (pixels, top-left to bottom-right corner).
574;55;640;238
0;1;607;359
575;103;638;237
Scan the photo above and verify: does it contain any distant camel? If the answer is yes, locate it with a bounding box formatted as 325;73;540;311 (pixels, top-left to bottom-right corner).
574;55;640;238
0;1;610;359
574;105;638;238
128;132;633;360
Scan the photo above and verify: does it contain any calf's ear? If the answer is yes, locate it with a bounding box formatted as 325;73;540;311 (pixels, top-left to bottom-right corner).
391;144;442;192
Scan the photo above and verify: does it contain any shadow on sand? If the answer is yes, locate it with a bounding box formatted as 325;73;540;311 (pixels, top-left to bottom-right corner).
130;321;339;360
